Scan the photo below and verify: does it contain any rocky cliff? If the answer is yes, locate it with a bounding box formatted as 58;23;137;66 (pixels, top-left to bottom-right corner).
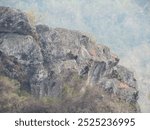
0;7;139;112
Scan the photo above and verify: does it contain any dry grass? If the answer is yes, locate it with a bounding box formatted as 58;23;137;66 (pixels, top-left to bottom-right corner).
26;10;37;26
0;75;138;113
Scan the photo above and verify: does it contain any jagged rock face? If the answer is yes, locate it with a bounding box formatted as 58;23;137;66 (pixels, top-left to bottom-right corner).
0;7;139;107
0;33;46;96
37;26;121;98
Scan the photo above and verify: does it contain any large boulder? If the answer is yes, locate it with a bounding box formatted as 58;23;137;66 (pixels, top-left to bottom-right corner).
0;33;46;97
0;6;35;36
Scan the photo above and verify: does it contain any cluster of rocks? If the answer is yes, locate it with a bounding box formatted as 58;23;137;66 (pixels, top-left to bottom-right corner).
0;7;139;111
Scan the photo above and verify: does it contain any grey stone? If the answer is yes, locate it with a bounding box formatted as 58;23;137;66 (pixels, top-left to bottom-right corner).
111;65;137;88
0;6;139;109
36;24;50;33
0;6;35;36
0;33;46;97
99;78;138;103
89;61;106;83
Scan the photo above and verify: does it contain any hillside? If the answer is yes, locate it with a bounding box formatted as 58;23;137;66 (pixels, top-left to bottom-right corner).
0;7;140;112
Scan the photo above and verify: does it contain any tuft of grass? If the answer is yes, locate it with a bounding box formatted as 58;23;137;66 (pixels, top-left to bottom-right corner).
26;10;37;26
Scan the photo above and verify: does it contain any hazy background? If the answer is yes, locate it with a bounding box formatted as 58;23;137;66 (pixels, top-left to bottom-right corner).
0;0;150;112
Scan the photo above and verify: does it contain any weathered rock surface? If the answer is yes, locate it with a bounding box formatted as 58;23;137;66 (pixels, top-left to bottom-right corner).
0;6;35;36
0;7;139;112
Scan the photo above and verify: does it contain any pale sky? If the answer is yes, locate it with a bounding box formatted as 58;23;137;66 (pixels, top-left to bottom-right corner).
0;0;149;56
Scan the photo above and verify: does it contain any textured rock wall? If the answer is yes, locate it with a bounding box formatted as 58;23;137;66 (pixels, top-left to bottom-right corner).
0;7;139;109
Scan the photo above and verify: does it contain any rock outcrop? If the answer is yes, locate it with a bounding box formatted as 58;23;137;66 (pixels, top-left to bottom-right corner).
0;7;140;112
0;6;35;35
